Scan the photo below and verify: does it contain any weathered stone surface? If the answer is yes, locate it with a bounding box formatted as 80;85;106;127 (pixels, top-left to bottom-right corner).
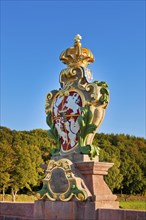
49;168;69;193
97;208;146;220
0;202;34;218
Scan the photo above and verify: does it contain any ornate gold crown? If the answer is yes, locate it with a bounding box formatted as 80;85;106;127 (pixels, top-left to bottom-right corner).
60;34;95;68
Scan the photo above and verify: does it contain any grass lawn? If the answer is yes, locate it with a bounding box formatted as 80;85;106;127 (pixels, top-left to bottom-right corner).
118;194;146;211
119;201;146;210
0;194;36;203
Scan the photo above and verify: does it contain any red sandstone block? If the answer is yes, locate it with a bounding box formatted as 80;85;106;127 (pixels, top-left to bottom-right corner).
44;201;75;220
124;209;146;220
75;201;97;220
0;202;34;218
97;208;146;220
33;200;45;219
1;201;146;220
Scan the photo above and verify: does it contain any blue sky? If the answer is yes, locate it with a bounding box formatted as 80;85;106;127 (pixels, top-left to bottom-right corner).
1;0;145;137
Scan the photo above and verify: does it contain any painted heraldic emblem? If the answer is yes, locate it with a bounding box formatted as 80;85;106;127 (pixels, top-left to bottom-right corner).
52;90;83;153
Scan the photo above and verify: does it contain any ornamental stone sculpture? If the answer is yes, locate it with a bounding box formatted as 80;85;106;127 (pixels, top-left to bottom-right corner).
45;34;109;158
36;35;118;208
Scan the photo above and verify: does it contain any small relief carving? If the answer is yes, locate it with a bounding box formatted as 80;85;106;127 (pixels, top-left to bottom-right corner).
50;168;69;193
36;159;88;201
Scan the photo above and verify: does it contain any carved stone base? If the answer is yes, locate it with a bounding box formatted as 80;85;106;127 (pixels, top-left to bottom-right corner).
37;158;119;208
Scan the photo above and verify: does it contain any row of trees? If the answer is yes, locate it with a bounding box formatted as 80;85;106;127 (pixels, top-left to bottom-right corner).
93;133;146;196
0;127;52;201
0;126;146;201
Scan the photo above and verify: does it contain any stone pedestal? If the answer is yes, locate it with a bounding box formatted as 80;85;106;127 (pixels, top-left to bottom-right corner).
38;157;119;209
75;161;119;208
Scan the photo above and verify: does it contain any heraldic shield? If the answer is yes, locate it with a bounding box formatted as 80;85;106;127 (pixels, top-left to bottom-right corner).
45;34;110;157
52;89;83;154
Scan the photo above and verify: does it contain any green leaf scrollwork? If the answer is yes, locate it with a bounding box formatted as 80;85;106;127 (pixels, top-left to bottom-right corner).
77;105;98;158
46;111;61;154
94;81;109;104
78;105;97;146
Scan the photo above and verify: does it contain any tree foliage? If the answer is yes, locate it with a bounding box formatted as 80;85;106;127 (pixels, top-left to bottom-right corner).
94;133;146;195
0;128;15;197
0;127;52;201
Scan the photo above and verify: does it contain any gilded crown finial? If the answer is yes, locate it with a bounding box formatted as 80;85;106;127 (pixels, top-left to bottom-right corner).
60;35;94;68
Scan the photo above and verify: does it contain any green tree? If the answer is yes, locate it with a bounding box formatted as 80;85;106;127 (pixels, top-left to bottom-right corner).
0;127;15;201
10;140;43;201
120;151;145;197
99;148;123;192
95;133;146;195
0;143;15;201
